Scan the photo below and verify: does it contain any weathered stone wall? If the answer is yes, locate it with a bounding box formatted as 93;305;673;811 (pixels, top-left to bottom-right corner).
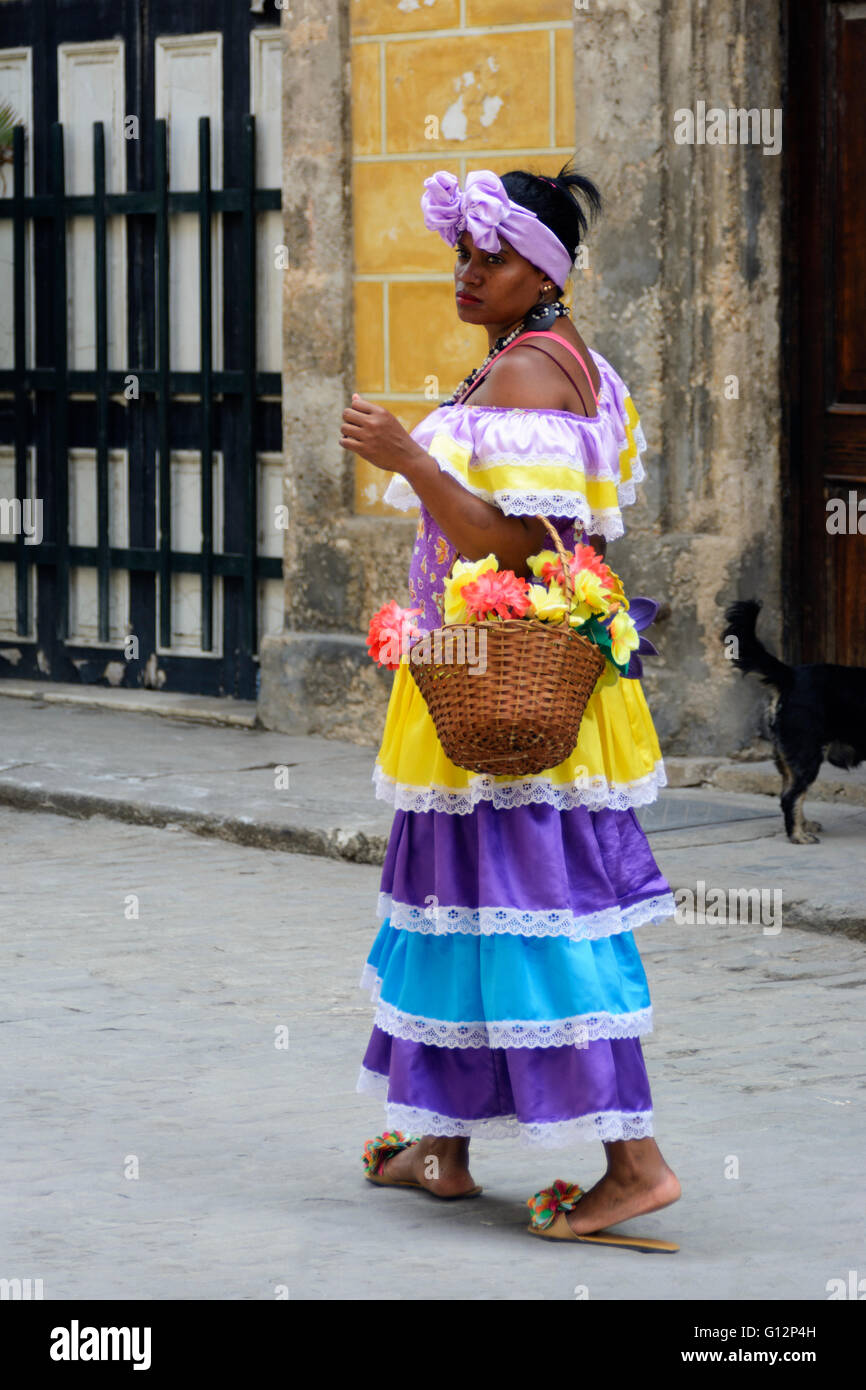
261;0;785;757
568;0;784;754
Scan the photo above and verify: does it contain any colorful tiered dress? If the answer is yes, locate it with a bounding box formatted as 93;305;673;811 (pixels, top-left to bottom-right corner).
356;346;676;1147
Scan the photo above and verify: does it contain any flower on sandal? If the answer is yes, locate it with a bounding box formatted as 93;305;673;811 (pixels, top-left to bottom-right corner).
361;1130;419;1175
526;1179;585;1231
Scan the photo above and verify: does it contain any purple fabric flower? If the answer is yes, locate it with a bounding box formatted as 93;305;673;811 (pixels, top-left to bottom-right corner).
617;596;660;680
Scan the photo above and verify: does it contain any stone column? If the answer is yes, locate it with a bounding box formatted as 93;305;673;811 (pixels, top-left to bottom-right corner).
571;0;784;754
258;0;396;741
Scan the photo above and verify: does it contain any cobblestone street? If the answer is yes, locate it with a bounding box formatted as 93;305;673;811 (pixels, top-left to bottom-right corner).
2;803;864;1301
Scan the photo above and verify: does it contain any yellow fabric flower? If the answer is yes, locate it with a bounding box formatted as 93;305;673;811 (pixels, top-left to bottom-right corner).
527;578;570;623
604;566;629;610
526;549;561;581
443;553;499;624
609;608;640;665
568;569;612;624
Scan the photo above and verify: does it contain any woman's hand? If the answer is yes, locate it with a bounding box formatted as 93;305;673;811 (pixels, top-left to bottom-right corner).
339;394;421;474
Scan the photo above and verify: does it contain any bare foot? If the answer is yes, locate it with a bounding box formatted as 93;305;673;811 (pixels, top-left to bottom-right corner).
378;1135;479;1197
565;1165;681;1235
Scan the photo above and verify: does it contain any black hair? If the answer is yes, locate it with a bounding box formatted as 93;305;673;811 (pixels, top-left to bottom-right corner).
500;157;602;295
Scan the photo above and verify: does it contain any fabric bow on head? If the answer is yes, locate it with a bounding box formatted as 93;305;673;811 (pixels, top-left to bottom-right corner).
421;169;537;252
420;169;574;289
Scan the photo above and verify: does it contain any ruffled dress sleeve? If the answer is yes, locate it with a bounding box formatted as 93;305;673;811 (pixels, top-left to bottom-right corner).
381;349;647;542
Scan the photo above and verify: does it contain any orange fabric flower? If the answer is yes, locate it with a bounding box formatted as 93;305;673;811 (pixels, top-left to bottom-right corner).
366;600;422;670
460;569;533;620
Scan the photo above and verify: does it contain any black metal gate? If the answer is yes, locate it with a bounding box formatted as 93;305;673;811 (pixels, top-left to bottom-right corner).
0;0;283;699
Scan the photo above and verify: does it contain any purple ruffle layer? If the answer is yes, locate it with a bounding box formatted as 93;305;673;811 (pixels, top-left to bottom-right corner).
360;1027;653;1144
379;801;672;931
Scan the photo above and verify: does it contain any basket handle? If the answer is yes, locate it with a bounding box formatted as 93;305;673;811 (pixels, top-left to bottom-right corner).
534;514;575;600
442;514;576;598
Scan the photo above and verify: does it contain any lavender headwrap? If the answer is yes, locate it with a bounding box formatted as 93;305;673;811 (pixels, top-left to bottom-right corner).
421;169;574;288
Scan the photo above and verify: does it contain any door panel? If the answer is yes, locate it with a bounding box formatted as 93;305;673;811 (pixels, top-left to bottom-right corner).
787;0;866;665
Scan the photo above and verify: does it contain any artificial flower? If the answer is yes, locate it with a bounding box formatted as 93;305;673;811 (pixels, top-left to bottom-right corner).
615;596;659;679
461;568;533;621
526;1179;584;1232
528;542;622;593
526;548;563;583
608;607;640;666
567;568;613;623
366;600;422;670
442;553;499;624
526;578;570;623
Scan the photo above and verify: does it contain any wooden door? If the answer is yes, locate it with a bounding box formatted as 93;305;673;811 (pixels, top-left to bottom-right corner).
786;0;866;665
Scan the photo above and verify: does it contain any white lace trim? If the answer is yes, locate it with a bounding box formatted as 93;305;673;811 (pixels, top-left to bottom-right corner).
355;1067;654;1147
371;758;667;814
385;454;630;540
376;890;677;940
356;974;653;1049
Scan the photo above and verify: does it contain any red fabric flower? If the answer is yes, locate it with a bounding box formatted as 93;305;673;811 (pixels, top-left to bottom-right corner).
460;568;533;620
366;600;422;670
539;543;616;591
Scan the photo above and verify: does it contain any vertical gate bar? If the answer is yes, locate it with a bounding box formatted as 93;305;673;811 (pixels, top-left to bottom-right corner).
93;122;110;643
12;125;30;637
155;119;171;651
198;116;213;652
51;122;69;641
241;114;257;659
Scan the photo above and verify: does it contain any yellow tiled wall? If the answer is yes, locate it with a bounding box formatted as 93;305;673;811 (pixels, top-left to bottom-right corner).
350;0;575;515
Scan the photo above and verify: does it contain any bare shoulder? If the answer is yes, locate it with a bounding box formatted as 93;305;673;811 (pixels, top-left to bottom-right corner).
471;347;566;410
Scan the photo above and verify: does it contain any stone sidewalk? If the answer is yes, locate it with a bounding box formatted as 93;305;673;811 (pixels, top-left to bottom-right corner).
1;689;865;1300
1;805;864;1301
1;691;865;937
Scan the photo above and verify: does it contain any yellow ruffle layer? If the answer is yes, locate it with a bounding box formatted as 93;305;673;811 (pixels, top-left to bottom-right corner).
375;657;664;796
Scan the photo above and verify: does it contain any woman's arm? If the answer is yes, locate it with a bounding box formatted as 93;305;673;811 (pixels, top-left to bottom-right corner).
400;442;550;577
340;385;607;576
340;395;550;576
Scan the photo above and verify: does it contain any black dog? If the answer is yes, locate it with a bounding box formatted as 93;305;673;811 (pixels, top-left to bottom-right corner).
722;600;866;843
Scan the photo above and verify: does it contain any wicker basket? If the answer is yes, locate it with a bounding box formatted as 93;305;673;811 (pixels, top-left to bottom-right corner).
407;515;607;776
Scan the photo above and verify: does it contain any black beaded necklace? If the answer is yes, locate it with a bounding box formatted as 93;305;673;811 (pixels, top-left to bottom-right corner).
443;300;571;407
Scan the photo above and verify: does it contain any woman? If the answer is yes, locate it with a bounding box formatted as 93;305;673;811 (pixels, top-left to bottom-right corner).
339;163;681;1247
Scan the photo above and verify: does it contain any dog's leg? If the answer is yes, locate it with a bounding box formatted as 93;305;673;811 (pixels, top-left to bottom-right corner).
775;742;823;832
780;753;823;844
772;746;793;795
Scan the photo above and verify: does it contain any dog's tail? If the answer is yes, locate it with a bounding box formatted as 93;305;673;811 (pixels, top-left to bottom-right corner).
721;599;794;692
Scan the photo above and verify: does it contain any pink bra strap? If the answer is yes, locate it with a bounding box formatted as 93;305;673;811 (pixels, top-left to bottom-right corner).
461;330;599;408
